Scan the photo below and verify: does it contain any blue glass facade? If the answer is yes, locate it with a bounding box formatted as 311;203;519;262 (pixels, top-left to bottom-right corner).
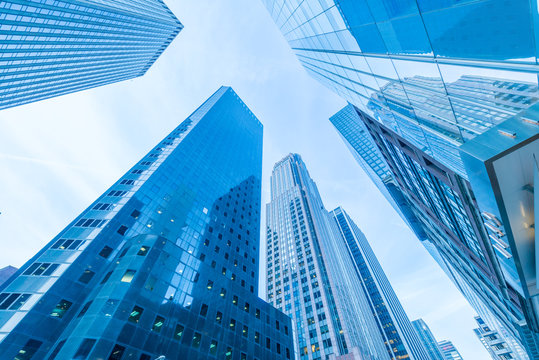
266;154;389;360
438;340;463;360
0;87;293;360
331;207;430;360
474;316;528;360
0;0;182;110
411;319;445;360
262;0;539;358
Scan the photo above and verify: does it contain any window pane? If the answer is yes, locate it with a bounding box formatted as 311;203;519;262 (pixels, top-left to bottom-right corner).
78;270;95;284
192;332;202;348
108;344;125;360
209;340;218;355
121;270;136;283
152;316;165;333
137;246;150;256
174;324;184;340
128;306;144;323
14;339;42;360
50;299;72;318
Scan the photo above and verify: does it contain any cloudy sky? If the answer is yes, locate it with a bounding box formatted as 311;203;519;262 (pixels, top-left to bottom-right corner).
0;1;489;359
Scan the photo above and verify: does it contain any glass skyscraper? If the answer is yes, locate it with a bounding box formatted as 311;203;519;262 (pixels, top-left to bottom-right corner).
330;207;429;360
0;0;182;110
261;0;539;357
266;153;425;360
0;87;293;360
474;316;528;360
411;319;445;360
438;340;464;360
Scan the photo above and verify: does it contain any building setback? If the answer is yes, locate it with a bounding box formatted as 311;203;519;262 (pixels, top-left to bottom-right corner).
261;0;539;357
0;87;293;360
411;319;445;360
0;0;182;110
266;153;424;360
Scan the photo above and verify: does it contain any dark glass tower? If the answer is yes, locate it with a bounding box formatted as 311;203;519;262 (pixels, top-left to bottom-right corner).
0;87;293;360
330;207;429;360
0;0;182;110
262;0;539;357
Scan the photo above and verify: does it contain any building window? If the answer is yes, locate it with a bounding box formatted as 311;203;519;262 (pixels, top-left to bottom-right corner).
14;339;42;360
232;295;238;305
121;270;136;283
117;225;128;236
209;340;218;356
0;293;31;310
242;325;248;337
137;246;150;256
216;311;223;324
78;269;95;284
152;316;165;333
192;332;202;348
108;344;125;360
207;280;213;290
255;332;260;344
174;324;185;340
200;304;208;317
128;306;144;323
220;288;226;297
50;299;72;318
99;246;113;258
225;347;232;360
230;318;236;330
130;209;141;218
74;338;96;360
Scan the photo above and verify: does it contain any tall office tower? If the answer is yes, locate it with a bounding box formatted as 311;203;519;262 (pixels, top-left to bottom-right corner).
267;153;408;360
411;319;445;360
438;340;464;360
0;0;182;110
262;0;539;357
330;207;429;360
0;87;293;360
474;316;528;360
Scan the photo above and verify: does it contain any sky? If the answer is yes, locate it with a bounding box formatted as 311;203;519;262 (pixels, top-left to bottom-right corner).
0;1;490;359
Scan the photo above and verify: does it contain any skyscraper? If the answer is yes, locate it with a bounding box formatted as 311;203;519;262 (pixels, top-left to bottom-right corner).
330;207;429;360
438;340;464;360
411;319;445;360
474;316;528;360
266;153;424;360
0;87;293;360
0;0;182;110
261;0;539;357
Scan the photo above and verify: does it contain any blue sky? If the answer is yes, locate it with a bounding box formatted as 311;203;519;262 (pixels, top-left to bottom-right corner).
0;1;489;359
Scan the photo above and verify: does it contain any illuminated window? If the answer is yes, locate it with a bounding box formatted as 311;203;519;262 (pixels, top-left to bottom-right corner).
50;299;72;318
121;270;136;283
128;305;143;323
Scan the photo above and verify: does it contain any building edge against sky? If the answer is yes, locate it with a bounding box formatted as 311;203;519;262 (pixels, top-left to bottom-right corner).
266;153;430;360
0;0;182;110
260;0;539;358
330;207;429;360
411;319;445;360
0;87;293;359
